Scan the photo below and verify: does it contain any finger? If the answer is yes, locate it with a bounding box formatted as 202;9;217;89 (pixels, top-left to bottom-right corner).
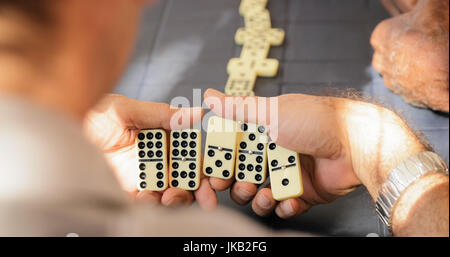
135;190;162;205
230;182;258;205
128;98;204;130
205;89;345;159
194;177;218;211
275;198;311;219
372;52;386;73
394;0;416;13
381;0;402;16
161;187;194;207
252;188;277;217
204;89;273;127
370;18;394;52
209;177;234;191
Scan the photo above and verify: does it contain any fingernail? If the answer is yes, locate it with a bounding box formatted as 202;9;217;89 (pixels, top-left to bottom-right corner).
280;200;295;216
166;197;184;206
257;194;272;209
238;188;254;201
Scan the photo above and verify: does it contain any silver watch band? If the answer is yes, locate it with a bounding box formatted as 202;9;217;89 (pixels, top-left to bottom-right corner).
375;151;449;232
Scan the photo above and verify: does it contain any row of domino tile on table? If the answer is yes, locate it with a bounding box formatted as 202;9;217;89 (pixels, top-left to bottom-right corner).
225;0;285;97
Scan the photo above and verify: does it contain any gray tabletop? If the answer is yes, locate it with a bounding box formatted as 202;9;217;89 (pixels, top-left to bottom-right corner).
114;0;449;237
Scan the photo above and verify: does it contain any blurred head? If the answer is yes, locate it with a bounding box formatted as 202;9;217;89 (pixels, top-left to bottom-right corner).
0;0;154;118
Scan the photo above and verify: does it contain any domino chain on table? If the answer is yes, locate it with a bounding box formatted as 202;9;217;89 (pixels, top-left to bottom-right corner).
136;0;304;201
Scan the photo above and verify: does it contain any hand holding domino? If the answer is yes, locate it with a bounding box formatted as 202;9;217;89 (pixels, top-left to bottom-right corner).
203;89;361;219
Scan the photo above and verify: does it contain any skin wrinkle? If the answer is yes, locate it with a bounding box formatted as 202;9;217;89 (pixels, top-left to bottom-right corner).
372;0;449;112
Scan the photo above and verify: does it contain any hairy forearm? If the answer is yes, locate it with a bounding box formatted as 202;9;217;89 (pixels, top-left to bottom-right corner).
337;99;426;198
335;98;449;236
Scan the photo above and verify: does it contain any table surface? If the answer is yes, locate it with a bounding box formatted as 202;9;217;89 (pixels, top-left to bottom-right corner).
114;0;449;237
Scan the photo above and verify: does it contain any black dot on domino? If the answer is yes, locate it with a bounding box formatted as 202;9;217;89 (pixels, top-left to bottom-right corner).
288;156;296;163
146;132;153;140
181;150;188;157
188;181;196;188
222;170;230;177
172;162;179;169
190;132;197;139
247;164;254;171
139;151;145;158
189;163;196;170
139;172;146;179
249;134;256;141
238;172;245;180
206;167;213;174
225;153;232;160
156;172;164;179
255;165;262;172
282;179;289;186
181;141;188;148
208;150;215;157
239;154;246;162
156;150;163;157
139;163;146;170
173;132;180;139
189;150;196;157
138;133;145;140
269;143;276;150
147;142;154;148
172;171;179;178
172;141;179;147
256;156;263;163
215;160;222;167
241;123;248;131
172;149;179;156
156;141;163;148
138;142;145;149
180;171;187;178
271;160;278;167
239;164;245;171
189;141;196;148
147;151;154;158
171;180;179;187
255;174;262;181
140;181;147;189
257;143;264;150
156;163;163;170
240;142;247;149
189;172;196;178
181;132;188;139
155;132;162;140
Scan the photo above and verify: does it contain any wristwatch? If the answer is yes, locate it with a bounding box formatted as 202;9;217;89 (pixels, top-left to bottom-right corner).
375;151;449;232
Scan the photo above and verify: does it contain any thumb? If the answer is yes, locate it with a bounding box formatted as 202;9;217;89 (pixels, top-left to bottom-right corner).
204;89;344;159
203;88;277;127
129;99;204;130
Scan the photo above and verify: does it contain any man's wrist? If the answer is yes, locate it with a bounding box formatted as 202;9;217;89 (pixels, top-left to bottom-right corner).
339;99;426;199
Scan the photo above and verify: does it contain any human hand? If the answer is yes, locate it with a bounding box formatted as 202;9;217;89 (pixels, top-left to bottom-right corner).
83;94;217;210
371;0;449;112
203;88;426;219
202;89;363;218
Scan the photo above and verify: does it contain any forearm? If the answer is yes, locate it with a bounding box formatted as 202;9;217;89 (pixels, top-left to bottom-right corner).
336;98;449;236
337;99;426;198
